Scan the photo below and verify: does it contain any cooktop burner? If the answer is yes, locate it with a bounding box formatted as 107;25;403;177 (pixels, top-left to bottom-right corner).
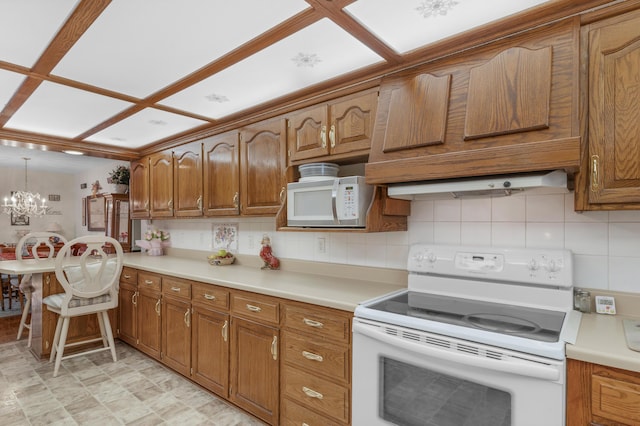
366;291;565;343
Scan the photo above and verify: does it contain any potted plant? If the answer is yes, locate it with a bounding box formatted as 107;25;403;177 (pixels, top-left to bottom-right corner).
108;165;130;193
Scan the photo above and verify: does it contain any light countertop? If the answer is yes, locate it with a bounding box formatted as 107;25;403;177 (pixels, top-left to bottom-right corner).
566;290;640;372
122;249;407;312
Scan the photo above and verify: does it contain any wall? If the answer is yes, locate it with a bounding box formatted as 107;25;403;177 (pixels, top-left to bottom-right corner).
149;191;640;294
0;166;76;243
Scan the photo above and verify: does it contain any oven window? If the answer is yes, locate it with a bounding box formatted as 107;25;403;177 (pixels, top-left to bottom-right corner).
380;357;511;426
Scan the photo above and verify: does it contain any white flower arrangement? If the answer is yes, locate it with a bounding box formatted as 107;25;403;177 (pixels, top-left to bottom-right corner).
144;229;170;241
137;229;171;255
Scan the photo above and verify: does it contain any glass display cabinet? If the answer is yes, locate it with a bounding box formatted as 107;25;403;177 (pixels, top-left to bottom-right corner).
104;193;131;252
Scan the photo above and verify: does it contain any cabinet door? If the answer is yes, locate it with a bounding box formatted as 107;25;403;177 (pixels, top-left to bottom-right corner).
137;290;162;359
149;152;174;217
586;10;640;205
130;158;150;219
173;142;203;217
118;282;137;346
230;317;279;425
162;297;191;376
287;104;329;162
192;305;229;398
203;132;240;216
328;90;377;157
240;118;287;215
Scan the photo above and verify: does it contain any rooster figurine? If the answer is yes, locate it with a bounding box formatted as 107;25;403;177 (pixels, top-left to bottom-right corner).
259;234;280;270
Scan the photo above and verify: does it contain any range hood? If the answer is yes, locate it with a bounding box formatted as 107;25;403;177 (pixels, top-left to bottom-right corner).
387;170;568;200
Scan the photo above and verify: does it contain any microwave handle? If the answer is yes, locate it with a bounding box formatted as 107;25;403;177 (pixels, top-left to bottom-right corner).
331;178;340;225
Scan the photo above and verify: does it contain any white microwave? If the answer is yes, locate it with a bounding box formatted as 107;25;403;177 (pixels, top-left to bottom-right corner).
287;176;374;227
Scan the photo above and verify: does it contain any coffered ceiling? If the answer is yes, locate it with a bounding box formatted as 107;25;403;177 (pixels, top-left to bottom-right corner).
0;0;616;163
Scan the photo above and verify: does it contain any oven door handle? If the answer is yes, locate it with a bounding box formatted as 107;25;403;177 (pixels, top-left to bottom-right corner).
353;322;561;381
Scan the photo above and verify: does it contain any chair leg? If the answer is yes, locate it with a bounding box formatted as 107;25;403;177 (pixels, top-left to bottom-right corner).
101;311;117;362
16;294;31;340
96;311;108;347
53;317;70;378
50;316;63;363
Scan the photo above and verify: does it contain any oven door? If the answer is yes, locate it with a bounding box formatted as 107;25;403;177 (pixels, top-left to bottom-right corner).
352;318;565;426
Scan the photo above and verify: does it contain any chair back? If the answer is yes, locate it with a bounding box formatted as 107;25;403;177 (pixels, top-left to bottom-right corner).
16;232;67;260
54;236;124;315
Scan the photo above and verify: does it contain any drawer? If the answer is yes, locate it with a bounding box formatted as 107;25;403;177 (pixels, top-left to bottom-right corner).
192;282;229;310
231;292;279;324
162;276;192;300
281;398;344;426
282;365;350;424
120;267;138;285
138;271;161;292
592;374;640;424
284;304;350;344
282;332;349;383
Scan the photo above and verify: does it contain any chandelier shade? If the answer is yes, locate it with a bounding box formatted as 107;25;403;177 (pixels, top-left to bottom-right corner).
2;157;48;218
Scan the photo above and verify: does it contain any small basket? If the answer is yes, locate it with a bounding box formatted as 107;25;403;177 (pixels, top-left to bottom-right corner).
208;254;235;266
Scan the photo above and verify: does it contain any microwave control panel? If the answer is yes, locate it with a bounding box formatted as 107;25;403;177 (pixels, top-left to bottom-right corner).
338;184;359;219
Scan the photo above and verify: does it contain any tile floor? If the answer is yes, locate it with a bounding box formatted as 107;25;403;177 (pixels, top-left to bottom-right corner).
0;340;266;425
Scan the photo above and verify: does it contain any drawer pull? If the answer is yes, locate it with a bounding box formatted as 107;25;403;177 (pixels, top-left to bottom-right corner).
222;320;228;342
170;286;181;292
144;279;154;285
246;304;262;313
302;386;323;400
155;298;161;316
123;274;131;279
203;293;216;301
303;318;323;328
302;351;324;362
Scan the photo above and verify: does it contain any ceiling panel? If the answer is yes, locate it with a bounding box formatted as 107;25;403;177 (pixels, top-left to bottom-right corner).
5;81;133;139
86;107;209;148
51;0;310;98
345;0;549;54
0;0;78;67
0;69;26;109
161;18;384;119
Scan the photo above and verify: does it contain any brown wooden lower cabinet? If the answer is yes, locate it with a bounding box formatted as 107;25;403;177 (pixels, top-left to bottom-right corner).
567;358;640;425
116;267;353;425
230;316;280;425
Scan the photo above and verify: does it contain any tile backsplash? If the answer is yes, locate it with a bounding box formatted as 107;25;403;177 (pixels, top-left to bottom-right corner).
147;191;640;294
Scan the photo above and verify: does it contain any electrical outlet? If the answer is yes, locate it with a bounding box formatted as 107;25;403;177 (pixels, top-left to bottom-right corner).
317;237;326;253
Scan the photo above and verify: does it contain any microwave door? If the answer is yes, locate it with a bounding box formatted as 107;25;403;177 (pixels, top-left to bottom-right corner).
332;178;341;225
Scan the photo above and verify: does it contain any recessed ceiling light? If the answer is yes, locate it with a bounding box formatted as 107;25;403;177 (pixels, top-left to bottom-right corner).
416;0;459;18
205;93;230;103
148;119;167;126
110;137;127;142
63;150;84;156
291;52;322;67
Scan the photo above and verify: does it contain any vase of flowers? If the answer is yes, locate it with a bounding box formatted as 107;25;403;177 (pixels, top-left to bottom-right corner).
108;165;130;194
136;229;171;256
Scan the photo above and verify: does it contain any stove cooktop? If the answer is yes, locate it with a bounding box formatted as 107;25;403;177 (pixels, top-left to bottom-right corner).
365;291;565;343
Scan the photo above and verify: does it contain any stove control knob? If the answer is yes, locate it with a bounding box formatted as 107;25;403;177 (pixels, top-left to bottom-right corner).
426;252;437;264
545;259;561;273
527;259;540;271
413;252;425;263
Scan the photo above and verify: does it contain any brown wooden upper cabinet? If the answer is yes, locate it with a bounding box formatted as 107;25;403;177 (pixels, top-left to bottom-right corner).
575;8;640;210
172;142;203;217
203;131;241;216
130;158;150;219
239;117;287;216
149;151;174;218
366;18;581;185
287;89;377;164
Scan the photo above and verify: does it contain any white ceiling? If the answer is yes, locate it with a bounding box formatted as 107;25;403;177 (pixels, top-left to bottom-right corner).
0;0;607;163
0;144;117;173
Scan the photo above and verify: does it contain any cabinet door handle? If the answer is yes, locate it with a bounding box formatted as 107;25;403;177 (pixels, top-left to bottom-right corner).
302;386;323;400
329;123;335;148
279;186;286;203
302;350;324;362
196;196;202;210
132;291;138;306
320;125;327;148
184;309;190;327
303;318;323;328
222;320;228;342
203;293;216;301
155;298;161;316
591;154;600;191
170;286;181;292
271;335;278;360
233;192;239;208
246;304;262;312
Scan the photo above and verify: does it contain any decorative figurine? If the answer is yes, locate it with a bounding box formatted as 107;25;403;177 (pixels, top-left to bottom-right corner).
259;234;280;270
91;180;102;197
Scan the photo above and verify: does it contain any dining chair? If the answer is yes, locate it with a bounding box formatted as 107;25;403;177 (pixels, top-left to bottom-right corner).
15;232;68;347
44;235;123;377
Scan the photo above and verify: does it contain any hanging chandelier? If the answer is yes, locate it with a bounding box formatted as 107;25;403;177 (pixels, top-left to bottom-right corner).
3;157;48;217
